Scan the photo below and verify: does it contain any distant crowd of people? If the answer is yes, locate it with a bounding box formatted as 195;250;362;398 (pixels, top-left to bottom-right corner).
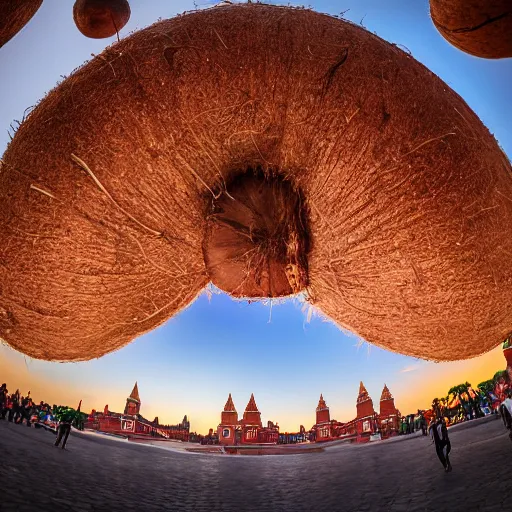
0;382;83;449
0;383;49;427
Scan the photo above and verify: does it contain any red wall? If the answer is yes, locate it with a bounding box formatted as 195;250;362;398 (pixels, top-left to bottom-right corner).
316;409;330;424
218;424;236;445
379;399;396;417
356;399;375;420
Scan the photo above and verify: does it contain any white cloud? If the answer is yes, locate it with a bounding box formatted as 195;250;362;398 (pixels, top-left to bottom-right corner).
400;365;419;373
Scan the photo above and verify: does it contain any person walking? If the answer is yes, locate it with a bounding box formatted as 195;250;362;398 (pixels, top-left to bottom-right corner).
418;410;427;436
430;417;452;472
54;407;74;449
54;401;82;449
22;398;33;427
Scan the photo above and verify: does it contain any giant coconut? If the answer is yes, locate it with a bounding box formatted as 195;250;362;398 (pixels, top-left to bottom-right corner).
1;4;512;362
73;0;131;39
0;0;43;48
430;0;512;59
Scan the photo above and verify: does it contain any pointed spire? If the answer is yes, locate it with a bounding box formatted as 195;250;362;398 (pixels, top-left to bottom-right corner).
380;384;393;401
245;393;259;412
224;393;237;412
316;394;328;411
129;382;140;403
357;381;370;404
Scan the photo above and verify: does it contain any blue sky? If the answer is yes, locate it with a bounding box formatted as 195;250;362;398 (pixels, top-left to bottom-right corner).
0;0;510;434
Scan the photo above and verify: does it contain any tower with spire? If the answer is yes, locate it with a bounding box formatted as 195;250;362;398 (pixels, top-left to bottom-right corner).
316;394;330;425
124;382;141;416
356;381;375;419
85;382;190;441
217;393;239;445
379;384;396;417
240;393;278;444
221;393;238;425
241;393;262;427
314;393;336;441
217;393;279;445
354;381;377;442
378;384;400;438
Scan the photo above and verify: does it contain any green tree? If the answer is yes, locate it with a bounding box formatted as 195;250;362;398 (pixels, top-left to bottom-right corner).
432;398;441;419
467;384;485;418
477;379;495;410
448;383;473;420
494;370;507;383
478;379;495;395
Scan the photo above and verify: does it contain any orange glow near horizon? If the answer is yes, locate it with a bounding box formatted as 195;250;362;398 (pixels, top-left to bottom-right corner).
0;344;505;435
389;347;505;418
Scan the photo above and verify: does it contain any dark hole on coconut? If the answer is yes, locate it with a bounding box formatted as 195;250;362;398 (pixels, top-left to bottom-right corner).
203;168;310;299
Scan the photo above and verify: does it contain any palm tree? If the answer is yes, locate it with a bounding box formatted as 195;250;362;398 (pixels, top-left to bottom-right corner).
448;383;473;420
467;384;485;418
478;379;495;397
437;395;449;417
463;381;472;399
494;370;508;383
462;381;479;419
432;398;441;419
443;393;459;422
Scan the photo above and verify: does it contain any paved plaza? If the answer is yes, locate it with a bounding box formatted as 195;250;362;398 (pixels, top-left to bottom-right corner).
0;417;510;512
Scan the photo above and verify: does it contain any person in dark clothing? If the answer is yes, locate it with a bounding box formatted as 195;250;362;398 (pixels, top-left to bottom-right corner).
54;421;72;448
0;384;7;419
430;417;452;472
23;399;33;427
417;410;427;436
1;391;11;420
12;395;24;424
20;396;28;425
54;407;77;449
8;395;18;423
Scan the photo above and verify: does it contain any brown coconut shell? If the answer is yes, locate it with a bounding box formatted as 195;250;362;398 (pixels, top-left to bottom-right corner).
0;0;43;48
204;169;310;298
73;0;130;39
1;4;512;362
430;0;512;59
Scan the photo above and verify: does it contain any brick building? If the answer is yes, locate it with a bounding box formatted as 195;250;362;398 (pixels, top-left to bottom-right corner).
217;393;279;445
313;382;401;443
85;382;190;440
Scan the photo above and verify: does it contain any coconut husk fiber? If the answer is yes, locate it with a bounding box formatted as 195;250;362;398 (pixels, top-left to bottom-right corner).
1;4;512;363
430;0;512;59
0;0;43;48
73;0;131;39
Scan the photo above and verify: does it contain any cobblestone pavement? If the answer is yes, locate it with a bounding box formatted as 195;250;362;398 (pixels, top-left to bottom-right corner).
0;417;510;512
